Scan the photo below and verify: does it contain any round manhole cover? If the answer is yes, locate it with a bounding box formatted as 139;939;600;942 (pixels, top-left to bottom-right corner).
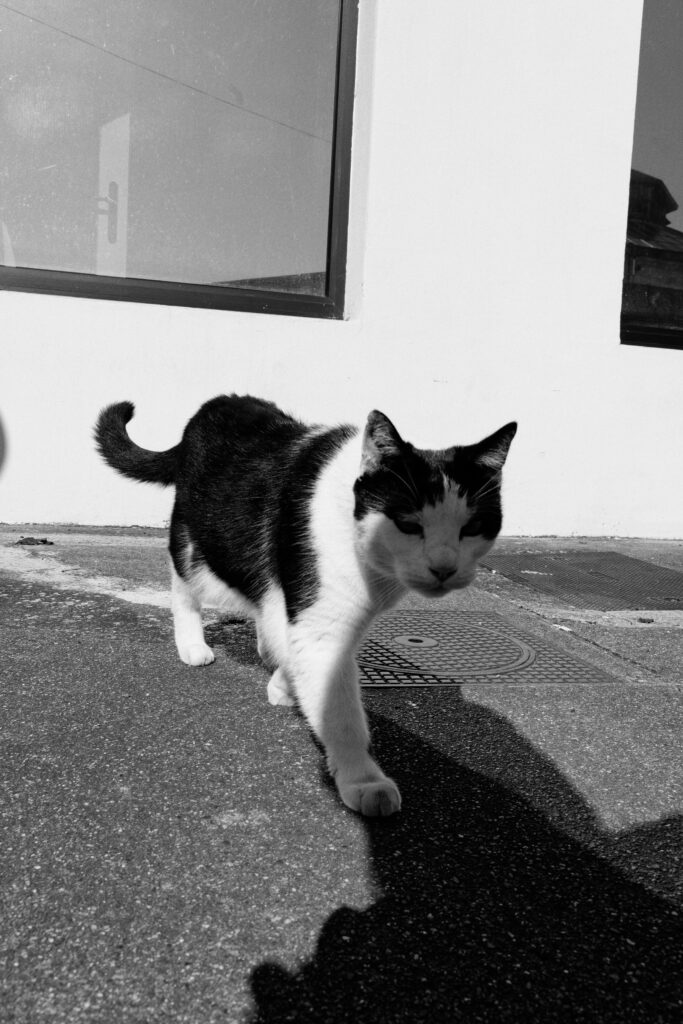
359;612;535;684
393;634;439;649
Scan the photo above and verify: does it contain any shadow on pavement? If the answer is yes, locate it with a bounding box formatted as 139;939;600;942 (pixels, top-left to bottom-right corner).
248;704;683;1024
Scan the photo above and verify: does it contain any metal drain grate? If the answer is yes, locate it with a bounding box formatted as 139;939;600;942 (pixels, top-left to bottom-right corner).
482;551;683;610
359;610;616;687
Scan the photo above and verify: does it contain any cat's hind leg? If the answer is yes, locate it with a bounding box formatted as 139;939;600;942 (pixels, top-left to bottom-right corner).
256;621;294;702
256;623;277;671
258;587;293;703
267;667;296;707
170;564;215;667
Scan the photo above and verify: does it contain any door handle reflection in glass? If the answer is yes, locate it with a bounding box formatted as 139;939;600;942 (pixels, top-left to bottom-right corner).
97;182;119;244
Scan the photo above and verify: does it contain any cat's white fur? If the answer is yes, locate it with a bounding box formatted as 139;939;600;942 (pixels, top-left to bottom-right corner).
171;431;498;817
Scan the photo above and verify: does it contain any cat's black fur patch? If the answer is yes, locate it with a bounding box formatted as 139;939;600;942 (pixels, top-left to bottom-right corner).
354;443;505;540
444;446;505;539
169;396;356;619
354;447;444;518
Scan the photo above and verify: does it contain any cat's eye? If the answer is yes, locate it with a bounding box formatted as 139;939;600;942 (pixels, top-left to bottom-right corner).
460;519;483;538
394;518;424;537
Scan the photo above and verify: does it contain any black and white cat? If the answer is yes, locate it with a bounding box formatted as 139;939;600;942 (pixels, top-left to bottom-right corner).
95;396;516;817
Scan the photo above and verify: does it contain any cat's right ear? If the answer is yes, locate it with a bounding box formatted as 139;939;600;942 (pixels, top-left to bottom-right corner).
360;410;404;473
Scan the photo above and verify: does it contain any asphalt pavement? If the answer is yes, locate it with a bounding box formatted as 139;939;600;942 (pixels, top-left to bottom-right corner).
1;527;682;1023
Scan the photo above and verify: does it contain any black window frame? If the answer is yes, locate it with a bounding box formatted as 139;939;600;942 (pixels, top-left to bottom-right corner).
0;0;358;320
620;318;683;352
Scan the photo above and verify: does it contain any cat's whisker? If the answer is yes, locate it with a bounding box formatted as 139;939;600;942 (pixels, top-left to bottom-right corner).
469;477;502;503
384;465;419;501
470;471;501;495
360;483;416;513
400;460;420;501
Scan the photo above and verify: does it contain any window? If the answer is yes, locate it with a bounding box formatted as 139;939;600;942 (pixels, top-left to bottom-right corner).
621;0;683;350
0;0;358;318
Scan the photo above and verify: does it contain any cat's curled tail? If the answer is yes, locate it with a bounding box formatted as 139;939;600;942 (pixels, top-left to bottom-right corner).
95;402;178;485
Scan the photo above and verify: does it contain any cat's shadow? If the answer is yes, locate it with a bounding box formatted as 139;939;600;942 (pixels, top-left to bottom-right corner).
247;697;683;1024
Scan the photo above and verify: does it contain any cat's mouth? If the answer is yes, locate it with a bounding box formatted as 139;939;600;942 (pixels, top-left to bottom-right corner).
412;573;475;596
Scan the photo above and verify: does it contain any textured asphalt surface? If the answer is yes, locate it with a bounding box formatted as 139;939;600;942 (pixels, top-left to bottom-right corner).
1;528;682;1023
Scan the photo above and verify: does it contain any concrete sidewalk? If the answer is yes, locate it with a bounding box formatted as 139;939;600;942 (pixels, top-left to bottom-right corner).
1;527;682;1023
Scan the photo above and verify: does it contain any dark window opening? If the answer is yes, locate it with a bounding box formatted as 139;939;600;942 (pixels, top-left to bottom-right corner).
621;0;683;350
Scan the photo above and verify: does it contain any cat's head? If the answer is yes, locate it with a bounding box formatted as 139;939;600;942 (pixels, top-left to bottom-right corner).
353;411;517;597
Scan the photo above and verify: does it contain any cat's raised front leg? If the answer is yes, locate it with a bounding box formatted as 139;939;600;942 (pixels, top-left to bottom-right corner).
288;628;401;817
171;565;215;667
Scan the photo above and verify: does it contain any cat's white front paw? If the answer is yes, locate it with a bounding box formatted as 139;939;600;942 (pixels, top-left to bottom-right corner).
338;777;402;817
178;642;215;667
267;669;296;707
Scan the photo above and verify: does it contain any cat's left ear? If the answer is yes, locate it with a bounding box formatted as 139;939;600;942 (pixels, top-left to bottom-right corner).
471;422;517;471
360;410;404;473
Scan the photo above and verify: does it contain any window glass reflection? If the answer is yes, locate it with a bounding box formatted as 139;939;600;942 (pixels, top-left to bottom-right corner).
622;0;683;346
0;1;340;295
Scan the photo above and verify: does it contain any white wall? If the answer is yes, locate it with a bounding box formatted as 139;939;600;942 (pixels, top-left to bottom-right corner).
1;0;681;536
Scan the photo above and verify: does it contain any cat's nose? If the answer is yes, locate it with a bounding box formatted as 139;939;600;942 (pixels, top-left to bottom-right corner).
429;566;456;583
